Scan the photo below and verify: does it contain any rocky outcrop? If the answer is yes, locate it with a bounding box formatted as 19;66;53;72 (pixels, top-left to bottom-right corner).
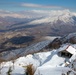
47;38;62;49
60;33;76;44
47;33;76;49
68;37;76;44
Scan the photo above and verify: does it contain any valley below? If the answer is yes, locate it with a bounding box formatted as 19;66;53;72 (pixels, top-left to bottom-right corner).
0;9;76;75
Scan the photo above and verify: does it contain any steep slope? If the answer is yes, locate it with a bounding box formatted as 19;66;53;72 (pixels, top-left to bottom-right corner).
47;32;76;49
0;40;51;61
0;44;76;75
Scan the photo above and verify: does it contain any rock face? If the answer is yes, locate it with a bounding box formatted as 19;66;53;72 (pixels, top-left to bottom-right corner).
69;37;76;44
60;33;76;44
47;38;62;49
47;33;76;49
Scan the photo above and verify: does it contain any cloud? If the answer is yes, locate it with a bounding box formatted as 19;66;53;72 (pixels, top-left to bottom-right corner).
21;3;62;9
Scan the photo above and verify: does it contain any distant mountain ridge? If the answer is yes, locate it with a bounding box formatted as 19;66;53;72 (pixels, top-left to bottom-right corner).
0;9;76;27
0;9;76;36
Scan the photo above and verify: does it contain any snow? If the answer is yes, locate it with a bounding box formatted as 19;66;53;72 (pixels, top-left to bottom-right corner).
34;66;71;75
42;51;65;67
34;44;76;75
0;40;51;61
0;41;76;75
0;50;55;75
27;9;76;25
0;48;70;75
0;9;76;25
70;54;76;62
62;32;76;43
66;46;76;54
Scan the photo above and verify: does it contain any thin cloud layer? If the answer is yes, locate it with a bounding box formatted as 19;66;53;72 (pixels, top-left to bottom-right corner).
21;3;62;9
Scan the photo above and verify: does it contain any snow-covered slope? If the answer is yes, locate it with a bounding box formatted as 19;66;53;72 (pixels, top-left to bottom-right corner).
28;9;76;25
0;44;76;75
60;32;76;44
0;40;51;61
1;33;76;75
64;32;76;40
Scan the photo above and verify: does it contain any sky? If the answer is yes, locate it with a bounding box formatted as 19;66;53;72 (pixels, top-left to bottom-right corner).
0;0;76;12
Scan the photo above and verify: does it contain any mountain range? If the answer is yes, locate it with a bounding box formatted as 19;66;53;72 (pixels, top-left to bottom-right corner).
0;9;76;52
0;9;76;36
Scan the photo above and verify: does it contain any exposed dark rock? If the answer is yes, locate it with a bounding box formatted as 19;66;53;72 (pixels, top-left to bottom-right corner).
69;37;76;44
47;38;62;49
45;33;76;49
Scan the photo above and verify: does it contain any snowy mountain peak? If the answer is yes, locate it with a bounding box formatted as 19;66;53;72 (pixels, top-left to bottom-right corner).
0;9;76;26
26;9;76;25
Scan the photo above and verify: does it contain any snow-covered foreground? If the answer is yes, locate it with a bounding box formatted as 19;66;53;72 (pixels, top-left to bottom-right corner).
0;44;76;75
35;66;71;75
